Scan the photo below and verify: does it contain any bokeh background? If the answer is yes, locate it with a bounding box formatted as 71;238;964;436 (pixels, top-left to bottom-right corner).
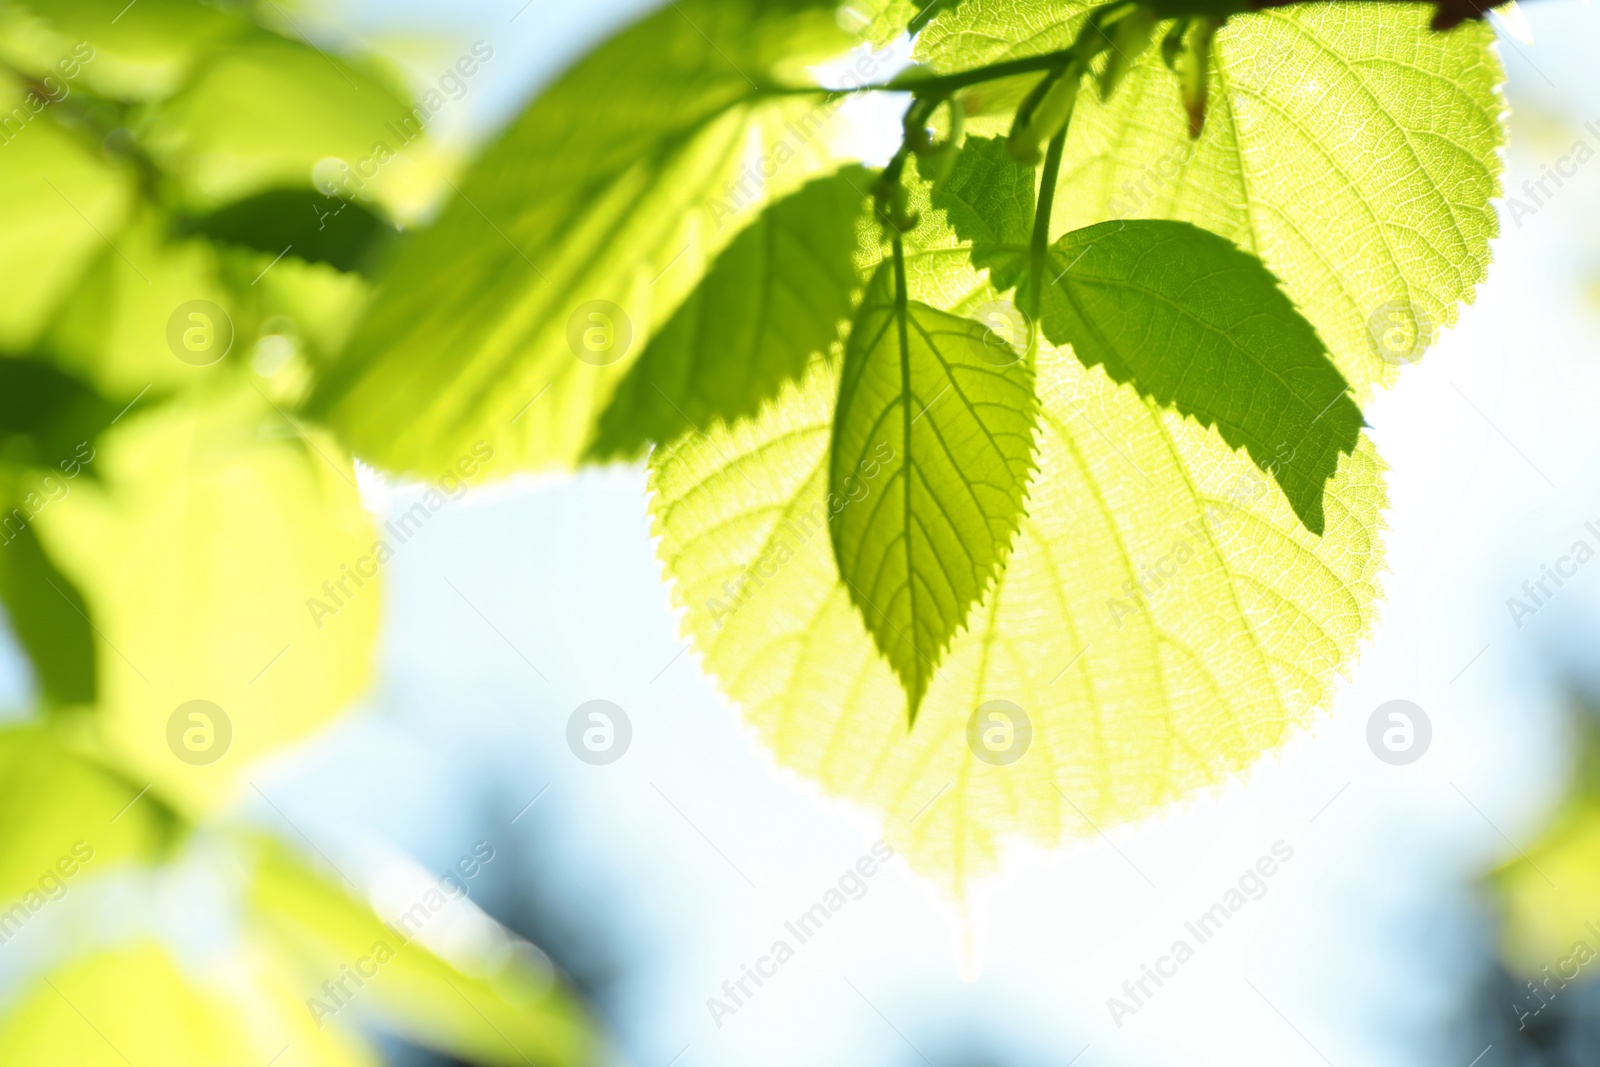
3;1;1600;1065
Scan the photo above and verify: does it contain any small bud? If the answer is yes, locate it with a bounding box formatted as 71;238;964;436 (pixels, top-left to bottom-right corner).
1160;18;1189;71
1007;65;1082;164
1098;8;1159;102
1177;18;1222;139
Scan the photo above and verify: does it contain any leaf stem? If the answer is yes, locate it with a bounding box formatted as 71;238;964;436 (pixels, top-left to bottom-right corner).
891;231;918;725
1027;127;1067;325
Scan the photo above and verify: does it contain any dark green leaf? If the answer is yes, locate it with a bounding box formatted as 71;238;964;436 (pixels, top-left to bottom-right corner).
0;358;116;477
830;260;1038;721
176;188;395;275
0;522;96;705
1023;219;1362;535
588;169;869;461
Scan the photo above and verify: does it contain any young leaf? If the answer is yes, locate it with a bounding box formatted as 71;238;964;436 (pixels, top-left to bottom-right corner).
650;212;1386;893
830;260;1037;722
917;2;1505;402
588;168;870;461
310;0;855;480
1023;219;1362;535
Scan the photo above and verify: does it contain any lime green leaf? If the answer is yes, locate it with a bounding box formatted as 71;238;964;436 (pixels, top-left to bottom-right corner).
0;100;134;351
924;135;1035;291
178;188;397;276
0;0;246;101
589;169;869;461
0;723;172;905
842;0;962;42
1022;219;1362;535
919;2;1505;401
309;0;855;480
44;208;234;400
650;235;1385;892
34;384;381;813
0;941;379;1066
251;841;600;1067
140;33;423;212
1490;716;1600;976
830;261;1037;720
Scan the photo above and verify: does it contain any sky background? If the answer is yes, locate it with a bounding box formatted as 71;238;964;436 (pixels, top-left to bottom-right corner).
12;2;1600;1065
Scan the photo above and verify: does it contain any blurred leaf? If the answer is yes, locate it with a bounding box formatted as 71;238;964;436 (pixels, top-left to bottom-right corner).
0;940;379;1066
310;0;857;480
44;207;235;400
588;169;868;461
0;93;134;351
248;257;373;368
251;841;601;1067
0;0;248;101
178;187;397;276
140;32;422;211
1022;220;1362;535
34;383;381;813
0;723;172;907
0;523;96;706
0;357;117;474
1493;713;1600;976
830;262;1037;720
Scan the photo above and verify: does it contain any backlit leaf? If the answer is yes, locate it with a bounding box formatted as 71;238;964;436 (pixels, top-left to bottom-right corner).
917;1;1505;401
651;225;1385;892
589;168;869;461
310;0;856;480
34;384;381;813
830;260;1037;719
1024;219;1362;535
0;96;133;351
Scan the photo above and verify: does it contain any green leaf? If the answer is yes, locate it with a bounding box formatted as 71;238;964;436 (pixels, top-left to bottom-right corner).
0;358;117;476
917;2;1505;402
0;523;96;706
0;95;134;351
588;168;869;461
650;212;1386;892
34;383;381;814
250;840;600;1067
843;0;961;44
44;207;234;400
140;32;423;212
0;723;173;904
1023;219;1362;535
830;260;1037;719
923;135;1035;291
177;188;397;276
0;0;247;101
309;0;856;480
0;941;377;1066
